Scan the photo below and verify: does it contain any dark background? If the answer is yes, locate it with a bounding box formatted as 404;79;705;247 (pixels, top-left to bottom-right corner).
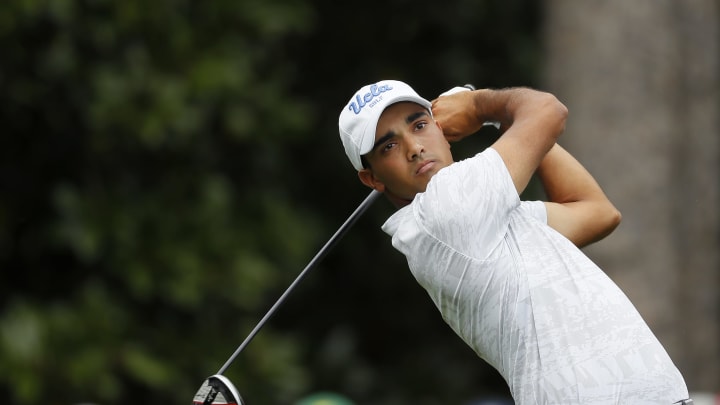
0;0;542;403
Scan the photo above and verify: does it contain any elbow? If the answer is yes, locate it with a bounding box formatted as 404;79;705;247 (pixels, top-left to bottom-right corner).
539;92;569;139
608;207;622;233
548;94;569;122
551;96;569;136
577;204;622;248
600;204;622;237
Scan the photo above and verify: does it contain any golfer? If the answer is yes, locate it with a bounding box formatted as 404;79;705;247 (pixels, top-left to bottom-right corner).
338;80;690;404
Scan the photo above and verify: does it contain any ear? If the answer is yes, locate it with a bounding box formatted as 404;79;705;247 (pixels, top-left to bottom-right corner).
358;169;386;193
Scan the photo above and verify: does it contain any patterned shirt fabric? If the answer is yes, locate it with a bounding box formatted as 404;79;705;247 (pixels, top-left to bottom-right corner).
381;148;688;404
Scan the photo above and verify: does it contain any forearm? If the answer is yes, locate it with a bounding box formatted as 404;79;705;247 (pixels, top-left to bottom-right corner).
433;86;568;194
538;144;622;247
478;88;568;193
537;144;607;203
433;87;567;142
471;87;562;131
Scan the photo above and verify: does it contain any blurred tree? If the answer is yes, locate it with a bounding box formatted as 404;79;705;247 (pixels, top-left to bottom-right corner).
0;0;540;404
543;0;720;393
1;0;319;403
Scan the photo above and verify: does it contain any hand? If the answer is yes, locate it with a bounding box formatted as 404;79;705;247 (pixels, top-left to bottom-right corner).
431;89;484;142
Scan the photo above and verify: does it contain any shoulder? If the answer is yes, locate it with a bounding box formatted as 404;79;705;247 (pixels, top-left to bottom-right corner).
403;149;518;246
420;147;518;214
446;147;505;175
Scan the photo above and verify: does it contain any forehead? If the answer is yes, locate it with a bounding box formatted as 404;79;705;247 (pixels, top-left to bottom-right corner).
377;102;428;130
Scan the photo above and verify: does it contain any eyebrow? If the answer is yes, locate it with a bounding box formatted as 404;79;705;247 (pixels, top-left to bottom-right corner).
371;110;430;152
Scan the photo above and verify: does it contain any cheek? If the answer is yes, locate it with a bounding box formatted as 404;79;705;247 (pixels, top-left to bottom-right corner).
373;158;411;185
376;160;405;181
428;136;451;153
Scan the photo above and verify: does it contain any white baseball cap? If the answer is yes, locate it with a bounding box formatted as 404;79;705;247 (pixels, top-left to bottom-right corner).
338;80;431;171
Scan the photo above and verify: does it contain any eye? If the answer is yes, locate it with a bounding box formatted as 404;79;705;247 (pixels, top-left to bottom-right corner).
414;121;428;131
381;141;398;153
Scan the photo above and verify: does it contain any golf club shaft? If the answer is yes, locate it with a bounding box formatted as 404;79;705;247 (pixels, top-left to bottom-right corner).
217;189;382;375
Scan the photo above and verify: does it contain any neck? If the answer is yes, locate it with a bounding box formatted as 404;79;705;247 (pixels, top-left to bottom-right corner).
385;191;413;209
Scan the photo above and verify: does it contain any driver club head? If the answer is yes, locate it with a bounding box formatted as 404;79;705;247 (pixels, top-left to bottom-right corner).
192;374;244;405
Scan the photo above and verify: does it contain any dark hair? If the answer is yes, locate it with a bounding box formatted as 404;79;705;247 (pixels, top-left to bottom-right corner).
361;155;371;169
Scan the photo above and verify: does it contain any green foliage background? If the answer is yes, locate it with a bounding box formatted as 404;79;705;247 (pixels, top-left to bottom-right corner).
0;0;540;403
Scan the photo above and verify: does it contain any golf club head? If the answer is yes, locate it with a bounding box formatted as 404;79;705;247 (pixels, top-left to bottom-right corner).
192;374;244;405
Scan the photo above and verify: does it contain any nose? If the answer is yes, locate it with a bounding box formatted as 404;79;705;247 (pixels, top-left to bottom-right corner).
406;138;425;161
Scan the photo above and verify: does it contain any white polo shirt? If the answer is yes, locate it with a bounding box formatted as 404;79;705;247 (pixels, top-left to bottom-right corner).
382;148;688;404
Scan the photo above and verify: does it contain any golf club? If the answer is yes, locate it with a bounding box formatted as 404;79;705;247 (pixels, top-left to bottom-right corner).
192;83;478;404
193;189;381;404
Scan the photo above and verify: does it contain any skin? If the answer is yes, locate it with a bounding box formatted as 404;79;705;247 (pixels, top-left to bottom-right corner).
538;144;622;247
358;102;454;207
358;88;621;248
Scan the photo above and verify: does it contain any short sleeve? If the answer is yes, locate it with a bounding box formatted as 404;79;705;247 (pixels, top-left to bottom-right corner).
519;200;547;224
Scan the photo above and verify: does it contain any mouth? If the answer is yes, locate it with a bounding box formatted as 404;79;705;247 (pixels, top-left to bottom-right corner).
415;160;435;175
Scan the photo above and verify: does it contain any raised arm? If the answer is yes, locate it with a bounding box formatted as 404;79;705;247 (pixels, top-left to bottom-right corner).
538;144;622;247
432;87;568;194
